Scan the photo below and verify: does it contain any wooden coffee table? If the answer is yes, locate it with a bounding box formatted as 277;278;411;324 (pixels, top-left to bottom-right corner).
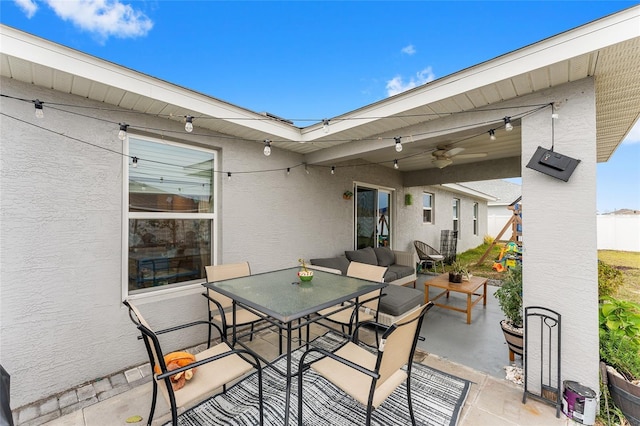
424;273;488;324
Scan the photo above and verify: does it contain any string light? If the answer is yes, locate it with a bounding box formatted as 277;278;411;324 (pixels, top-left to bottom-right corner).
132;156;138;168
305;164;310;174
185;116;194;133
331;166;335;175
263;139;272;156
322;119;330;134
118;123;129;140
34;99;44;118
394;159;399;169
286;167;290;175
227;172;231;181
489;129;496;141
504;117;513;132
394;136;403;152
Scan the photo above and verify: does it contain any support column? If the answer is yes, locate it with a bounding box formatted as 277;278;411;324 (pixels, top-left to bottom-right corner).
521;78;599;395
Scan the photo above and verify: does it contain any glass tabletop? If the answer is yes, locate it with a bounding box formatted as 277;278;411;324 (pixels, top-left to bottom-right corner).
203;267;386;323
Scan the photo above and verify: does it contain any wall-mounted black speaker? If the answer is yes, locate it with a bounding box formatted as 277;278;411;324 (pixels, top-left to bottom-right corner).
526;146;581;182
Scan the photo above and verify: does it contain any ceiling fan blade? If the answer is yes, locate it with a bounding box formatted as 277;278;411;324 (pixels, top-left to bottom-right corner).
444;147;465;157
454;152;488;159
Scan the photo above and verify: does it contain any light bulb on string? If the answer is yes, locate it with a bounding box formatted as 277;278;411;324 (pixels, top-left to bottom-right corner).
118;123;129;141
394;136;403;152
394;159;399;169
504;117;513;132
286;167;290;176
132;157;138;168
331;166;335;175
227;172;231;181
263;140;271;156
34;99;44;118
489;129;496;141
322;119;330;134
185;116;194;133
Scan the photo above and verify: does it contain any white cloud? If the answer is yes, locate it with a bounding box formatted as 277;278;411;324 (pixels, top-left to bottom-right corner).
401;44;416;55
15;0;153;41
386;66;435;96
13;0;38;18
622;120;640;145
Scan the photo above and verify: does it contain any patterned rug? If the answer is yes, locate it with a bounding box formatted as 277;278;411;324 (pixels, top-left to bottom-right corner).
172;332;470;425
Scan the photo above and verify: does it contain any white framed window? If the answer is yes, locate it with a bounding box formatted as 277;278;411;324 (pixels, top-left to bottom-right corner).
423;192;434;223
125;136;216;295
473;202;479;235
452;198;460;234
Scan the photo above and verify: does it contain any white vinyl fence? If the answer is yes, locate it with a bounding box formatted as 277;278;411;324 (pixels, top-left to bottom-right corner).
487;214;639;252
597;215;640;252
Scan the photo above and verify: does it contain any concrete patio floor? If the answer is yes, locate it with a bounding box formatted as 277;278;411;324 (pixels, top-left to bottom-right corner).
19;274;575;425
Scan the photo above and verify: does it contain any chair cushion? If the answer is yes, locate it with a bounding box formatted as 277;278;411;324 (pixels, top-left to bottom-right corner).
310;256;350;275
344;247;378;265
379;285;423;317
373;247;395;267
386;265;414;281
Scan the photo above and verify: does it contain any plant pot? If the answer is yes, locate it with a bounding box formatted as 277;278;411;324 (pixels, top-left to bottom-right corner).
606;364;640;426
500;320;524;361
449;272;462;283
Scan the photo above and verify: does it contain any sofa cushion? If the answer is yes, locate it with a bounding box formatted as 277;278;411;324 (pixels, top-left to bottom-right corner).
383;270;398;283
387;264;415;281
310;256;350;275
344;247;378;266
373;247;395;267
379;285;423;317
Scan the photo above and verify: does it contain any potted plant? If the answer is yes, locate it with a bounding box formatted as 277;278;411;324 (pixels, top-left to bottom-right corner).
494;266;523;361
343;190;353;200
448;261;469;283
599;297;640;425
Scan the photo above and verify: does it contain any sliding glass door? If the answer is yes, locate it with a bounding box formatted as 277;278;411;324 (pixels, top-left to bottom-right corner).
354;185;393;249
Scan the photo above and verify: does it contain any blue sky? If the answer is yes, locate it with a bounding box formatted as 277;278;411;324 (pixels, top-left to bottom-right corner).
2;0;639;212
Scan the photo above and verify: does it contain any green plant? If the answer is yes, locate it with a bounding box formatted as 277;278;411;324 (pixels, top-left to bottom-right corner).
599;296;640;382
494;266;523;327
598;259;624;299
343;190;353;198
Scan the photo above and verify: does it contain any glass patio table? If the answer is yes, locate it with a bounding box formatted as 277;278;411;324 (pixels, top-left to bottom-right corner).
203;266;386;425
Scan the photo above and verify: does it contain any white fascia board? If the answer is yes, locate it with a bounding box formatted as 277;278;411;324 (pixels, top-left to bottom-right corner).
0;25;302;142
441;183;498;202
300;6;640;143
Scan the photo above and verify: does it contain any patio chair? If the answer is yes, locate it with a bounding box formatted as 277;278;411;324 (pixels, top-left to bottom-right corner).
414;240;445;273
316;262;387;344
123;300;263;426
203;262;264;346
298;301;434;426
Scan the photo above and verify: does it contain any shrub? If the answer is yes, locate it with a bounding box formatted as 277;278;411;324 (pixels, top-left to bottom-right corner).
598;259;624;299
494;266;523;327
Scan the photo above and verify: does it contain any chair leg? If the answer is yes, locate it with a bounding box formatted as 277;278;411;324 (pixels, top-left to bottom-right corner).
406;375;417;426
147;379;158;426
249;323;255;342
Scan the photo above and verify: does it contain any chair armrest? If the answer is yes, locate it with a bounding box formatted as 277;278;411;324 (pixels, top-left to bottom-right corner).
154;319;225;343
393;250;415;268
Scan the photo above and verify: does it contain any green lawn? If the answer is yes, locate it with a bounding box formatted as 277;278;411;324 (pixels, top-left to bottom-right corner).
598;250;640;304
451;243;639;301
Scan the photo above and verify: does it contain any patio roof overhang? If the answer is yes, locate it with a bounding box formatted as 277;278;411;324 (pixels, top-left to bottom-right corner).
1;6;638;184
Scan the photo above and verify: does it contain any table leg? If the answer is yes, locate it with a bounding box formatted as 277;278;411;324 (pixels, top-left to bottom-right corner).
467;293;472;324
424;284;430;305
483;282;487;306
284;321;292;425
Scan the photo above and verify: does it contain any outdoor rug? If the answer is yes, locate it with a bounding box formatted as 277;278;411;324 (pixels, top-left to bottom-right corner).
171;332;471;425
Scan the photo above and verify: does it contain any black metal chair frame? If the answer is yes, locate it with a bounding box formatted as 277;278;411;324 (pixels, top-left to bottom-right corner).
123;300;264;426
297;302;434;426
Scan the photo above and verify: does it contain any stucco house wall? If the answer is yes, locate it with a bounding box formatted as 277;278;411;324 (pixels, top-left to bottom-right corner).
0;77;488;408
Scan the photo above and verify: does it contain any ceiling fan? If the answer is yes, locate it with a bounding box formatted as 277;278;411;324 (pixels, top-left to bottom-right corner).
431;146;487;168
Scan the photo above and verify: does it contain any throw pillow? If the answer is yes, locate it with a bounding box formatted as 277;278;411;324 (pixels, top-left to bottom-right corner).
344;247;378;265
373;247;395;267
